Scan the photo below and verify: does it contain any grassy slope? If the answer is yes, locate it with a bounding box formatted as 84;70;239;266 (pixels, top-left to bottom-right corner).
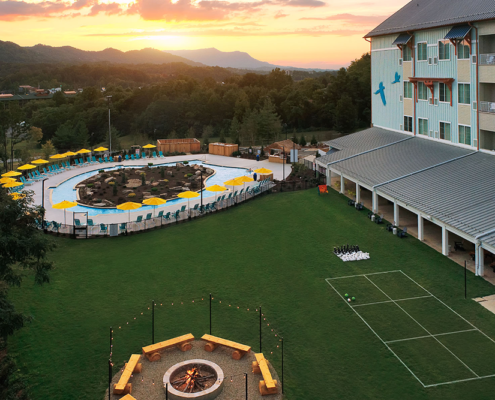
8;189;495;400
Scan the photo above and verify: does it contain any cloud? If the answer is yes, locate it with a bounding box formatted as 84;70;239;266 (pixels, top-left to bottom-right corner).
0;0;122;20
274;10;287;18
300;13;388;24
281;0;324;7
85;27;362;37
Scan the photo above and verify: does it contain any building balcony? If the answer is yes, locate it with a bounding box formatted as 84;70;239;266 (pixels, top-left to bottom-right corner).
480;101;495;113
480;129;495;152
480;54;495;65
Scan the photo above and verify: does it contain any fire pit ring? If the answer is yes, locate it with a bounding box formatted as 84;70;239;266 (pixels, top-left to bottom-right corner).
163;359;224;400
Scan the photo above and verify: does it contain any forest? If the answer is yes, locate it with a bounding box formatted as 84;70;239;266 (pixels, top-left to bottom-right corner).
0;54;370;170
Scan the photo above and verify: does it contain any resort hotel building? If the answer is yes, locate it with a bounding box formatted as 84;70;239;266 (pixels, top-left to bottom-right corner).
316;0;495;277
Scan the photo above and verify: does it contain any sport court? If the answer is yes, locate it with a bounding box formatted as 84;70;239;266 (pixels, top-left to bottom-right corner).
326;270;495;388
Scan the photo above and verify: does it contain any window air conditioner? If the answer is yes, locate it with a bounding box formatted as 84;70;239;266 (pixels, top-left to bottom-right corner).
399;58;403;66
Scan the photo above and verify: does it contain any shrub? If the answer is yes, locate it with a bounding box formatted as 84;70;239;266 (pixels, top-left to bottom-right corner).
231;151;241;157
87;183;94;188
127;192;136;197
141;174;146;185
108;181;115;186
184;174;188;178
113;184;118;196
148;163;153;166
121;172;126;184
186;173;193;177
160;167;165;179
151;187;158;192
183;161;189;164
310;135;318;146
299;135;307;146
98;169;105;173
163;179;169;183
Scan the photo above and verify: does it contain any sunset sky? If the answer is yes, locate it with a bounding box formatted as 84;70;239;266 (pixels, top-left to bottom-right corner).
0;0;409;68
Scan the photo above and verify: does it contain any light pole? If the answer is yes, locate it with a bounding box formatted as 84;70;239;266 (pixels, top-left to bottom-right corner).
41;178;48;230
106;96;112;155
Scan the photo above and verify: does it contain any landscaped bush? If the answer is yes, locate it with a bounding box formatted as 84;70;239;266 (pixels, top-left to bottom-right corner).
151;187;158;192
98;169;104;173
231;151;241;157
186;173;193;177
148;163;153;166
127;193;136;197
183;161;189;164
160;167;165;179
87;183;94;188
108;181;115;186
141;174;146;185
113;184;118;196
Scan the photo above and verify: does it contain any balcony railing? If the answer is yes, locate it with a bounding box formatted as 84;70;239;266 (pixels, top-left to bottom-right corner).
480;53;495;65
480;101;495;113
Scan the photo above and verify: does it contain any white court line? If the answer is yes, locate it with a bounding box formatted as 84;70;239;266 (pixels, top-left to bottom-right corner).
325;278;426;388
326;270;402;280
399;271;495;346
424;373;495;388
385;329;478;344
352;295;432;308
364;275;480;379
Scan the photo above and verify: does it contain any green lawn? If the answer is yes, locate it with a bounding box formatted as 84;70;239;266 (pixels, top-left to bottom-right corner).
9;189;495;399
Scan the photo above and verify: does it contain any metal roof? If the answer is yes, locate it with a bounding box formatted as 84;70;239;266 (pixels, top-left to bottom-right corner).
444;25;472;40
392;33;413;45
378;152;495;242
330;137;471;188
318;127;409;166
366;0;495;38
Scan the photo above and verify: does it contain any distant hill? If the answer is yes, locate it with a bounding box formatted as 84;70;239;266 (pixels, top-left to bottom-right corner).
0;41;204;66
166;48;332;71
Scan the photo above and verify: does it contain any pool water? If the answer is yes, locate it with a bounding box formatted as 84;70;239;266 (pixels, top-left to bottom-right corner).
50;161;251;216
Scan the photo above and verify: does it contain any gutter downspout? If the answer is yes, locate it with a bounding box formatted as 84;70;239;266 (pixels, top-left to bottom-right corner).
469;23;480;150
365;37;372;127
408;31;416;136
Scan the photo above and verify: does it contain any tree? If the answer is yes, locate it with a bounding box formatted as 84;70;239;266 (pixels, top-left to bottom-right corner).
52;120;89;151
228;117;241;144
52;91;66;107
299;135;307;146
41;140;55;159
219;130;226;143
334;94;357;133
310;135;318;146
187;127;196;138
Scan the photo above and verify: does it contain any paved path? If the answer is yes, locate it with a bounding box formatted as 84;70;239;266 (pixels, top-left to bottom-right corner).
29;154;289;225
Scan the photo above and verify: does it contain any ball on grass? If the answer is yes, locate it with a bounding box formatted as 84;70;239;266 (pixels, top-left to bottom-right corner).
352;297;356;301
347;298;352;303
345;293;349;298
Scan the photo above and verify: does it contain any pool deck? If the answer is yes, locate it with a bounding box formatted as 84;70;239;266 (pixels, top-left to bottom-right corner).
31;154;289;225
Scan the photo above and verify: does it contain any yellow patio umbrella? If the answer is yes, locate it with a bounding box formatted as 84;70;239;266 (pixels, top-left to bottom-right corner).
31;158;49;173
205;184;226;204
142;143;156;157
254;168;272;174
50;154;66;159
17;164;36;170
117;201;142;222
3;181;23;188
0;177;16;184
177;191;199;216
94;146;108;152
237;175;254;200
52;200;77;225
142;197;166;217
1;171;21;177
77;149;91;154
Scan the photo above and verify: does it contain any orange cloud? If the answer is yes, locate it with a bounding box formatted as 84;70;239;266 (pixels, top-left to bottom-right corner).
300;13;388;25
274;10;288;18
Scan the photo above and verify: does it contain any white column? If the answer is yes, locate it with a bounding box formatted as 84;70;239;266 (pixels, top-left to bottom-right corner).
394;201;399;226
442;226;449;256
326;169;331;185
340;174;344;194
417;215;424;241
477;244;485;276
356;183;361;203
372;191;378;213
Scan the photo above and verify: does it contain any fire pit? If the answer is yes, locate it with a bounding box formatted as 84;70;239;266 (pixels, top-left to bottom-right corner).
163;359;224;400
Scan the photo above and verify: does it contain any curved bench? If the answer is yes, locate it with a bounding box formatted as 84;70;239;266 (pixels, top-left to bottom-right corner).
201;334;251;360
142;333;194;362
113;354;142;395
252;353;278;396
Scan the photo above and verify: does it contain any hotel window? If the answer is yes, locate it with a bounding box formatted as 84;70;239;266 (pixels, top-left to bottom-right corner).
404;81;413;99
440;122;451;140
404;116;413;132
418;82;428;100
438;40;450;60
439;83;451;103
417;43;427;61
403;45;412;61
458;40;470;59
459;125;471;145
418;118;428;135
458;83;471;104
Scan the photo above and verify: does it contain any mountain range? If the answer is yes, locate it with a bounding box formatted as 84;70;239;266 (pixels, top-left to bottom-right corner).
0;41;331;71
0;41;202;66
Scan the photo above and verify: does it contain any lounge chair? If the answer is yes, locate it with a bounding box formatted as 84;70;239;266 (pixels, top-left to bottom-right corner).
104;157;109;163
164;212;171;221
74;219;81;227
192;204;199;216
74;159;80;167
87;157;93;164
204;204;210;213
87;219;94;226
131;154;135;160
146;213;152;220
159;151;164;158
136;215;143;223
157;210;164;218
454;241;466;251
43;167;53;176
92;156;97;163
119;223;127;233
98;157;103;163
52;221;60;232
142;152;146;159
211;202;217;211
20;176;32;186
79;158;87;166
109;156;114;162
125;155;129;161
100;224;108;233
54;164;63;173
180;205;186;214
152;151;157;158
397;227;407;238
174;210;181;220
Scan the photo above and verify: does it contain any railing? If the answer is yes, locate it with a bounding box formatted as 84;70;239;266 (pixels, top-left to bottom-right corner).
479;101;495;113
480;53;495;65
42;181;274;238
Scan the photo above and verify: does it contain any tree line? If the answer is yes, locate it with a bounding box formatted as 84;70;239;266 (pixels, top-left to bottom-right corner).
0;54;370;170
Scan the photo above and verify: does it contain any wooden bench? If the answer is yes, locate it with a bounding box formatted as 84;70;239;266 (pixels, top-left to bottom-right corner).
142;333;194;362
201;334;251;360
252;353;278;396
113;354;142;395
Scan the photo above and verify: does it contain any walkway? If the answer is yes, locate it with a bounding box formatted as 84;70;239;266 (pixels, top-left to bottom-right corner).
30;154;289;226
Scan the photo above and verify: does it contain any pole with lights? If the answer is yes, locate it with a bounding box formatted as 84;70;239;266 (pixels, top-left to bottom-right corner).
107;95;112;155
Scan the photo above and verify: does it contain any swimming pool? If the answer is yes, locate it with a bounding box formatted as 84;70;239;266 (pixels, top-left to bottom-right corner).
50;161;251;216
